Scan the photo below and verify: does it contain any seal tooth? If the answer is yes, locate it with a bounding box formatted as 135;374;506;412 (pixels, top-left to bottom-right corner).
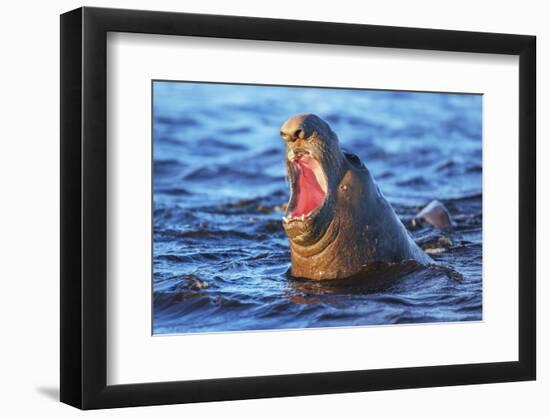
301;214;305;221
282;216;289;224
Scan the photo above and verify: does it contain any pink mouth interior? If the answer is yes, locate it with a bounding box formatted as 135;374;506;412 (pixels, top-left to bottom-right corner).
289;156;326;218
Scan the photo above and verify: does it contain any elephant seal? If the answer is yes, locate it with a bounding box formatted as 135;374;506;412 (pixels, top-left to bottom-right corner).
280;113;432;280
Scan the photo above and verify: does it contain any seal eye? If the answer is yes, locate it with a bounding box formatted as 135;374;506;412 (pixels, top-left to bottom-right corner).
293;128;304;140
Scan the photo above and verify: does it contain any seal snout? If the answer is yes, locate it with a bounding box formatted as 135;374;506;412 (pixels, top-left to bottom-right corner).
280;114;319;142
280;126;305;142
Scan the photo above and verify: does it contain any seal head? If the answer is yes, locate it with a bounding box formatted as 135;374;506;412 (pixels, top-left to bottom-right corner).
280;114;345;246
280;113;431;280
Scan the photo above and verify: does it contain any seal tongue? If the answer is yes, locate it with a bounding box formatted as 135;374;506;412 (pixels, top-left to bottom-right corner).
290;156;326;218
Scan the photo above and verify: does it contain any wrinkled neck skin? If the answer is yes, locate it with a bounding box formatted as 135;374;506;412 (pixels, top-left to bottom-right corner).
289;158;430;280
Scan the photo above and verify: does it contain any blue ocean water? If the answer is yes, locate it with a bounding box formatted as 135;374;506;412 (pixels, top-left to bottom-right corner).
152;81;482;334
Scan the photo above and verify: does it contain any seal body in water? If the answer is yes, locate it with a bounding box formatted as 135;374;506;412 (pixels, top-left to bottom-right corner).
280;113;432;280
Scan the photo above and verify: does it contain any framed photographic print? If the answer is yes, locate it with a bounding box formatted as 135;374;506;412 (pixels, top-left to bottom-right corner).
60;6;536;409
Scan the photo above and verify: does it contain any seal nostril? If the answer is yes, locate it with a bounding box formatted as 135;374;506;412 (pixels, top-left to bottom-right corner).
281;131;293;142
294;128;304;140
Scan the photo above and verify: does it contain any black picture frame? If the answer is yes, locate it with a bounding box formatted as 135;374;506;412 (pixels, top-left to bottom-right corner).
60;6;536;410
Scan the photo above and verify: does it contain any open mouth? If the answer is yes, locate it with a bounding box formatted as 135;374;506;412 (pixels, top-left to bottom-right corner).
283;153;327;223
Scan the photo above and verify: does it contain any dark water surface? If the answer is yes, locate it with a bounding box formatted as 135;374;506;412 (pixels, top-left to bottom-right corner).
153;81;482;334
